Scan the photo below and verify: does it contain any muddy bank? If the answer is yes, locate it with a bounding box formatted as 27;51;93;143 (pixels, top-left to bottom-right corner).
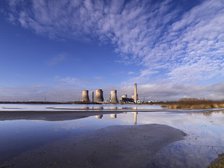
164;103;224;109
160;101;224;109
208;154;224;168
1;124;185;168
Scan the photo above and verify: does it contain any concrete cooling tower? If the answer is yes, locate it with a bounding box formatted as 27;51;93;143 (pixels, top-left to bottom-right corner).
95;89;104;103
81;90;90;103
110;90;118;103
91;91;94;103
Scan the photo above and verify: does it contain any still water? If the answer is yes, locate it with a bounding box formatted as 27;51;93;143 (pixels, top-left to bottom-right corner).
0;104;224;167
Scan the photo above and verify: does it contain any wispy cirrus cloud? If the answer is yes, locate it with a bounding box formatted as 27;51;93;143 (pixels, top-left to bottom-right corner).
1;0;224;100
4;0;224;83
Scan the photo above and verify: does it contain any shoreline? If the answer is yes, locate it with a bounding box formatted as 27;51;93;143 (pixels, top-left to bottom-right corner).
0;108;224;122
1;101;224;110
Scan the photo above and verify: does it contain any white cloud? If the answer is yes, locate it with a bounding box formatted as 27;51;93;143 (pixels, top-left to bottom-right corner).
0;80;224;102
4;0;224;82
120;83;224;101
1;0;224;100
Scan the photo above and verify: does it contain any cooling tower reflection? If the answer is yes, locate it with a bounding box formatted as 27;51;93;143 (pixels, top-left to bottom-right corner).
110;114;117;119
133;112;138;125
94;112;138;125
95;114;103;119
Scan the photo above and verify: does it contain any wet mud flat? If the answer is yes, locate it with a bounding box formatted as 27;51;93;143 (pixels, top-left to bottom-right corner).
0;124;185;168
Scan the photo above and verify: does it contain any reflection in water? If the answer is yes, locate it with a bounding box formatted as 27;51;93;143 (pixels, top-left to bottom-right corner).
96;112;138;124
95;114;103;119
201;110;224;116
82;107;89;110
94;106;104;110
110;114;117;119
133;112;138;125
92;110;224;167
0;108;224;168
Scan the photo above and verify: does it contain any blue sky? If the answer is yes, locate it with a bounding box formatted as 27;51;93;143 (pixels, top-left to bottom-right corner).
0;0;224;101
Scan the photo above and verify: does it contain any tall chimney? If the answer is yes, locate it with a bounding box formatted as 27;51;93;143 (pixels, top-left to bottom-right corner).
110;90;118;103
81;90;90;103
95;89;104;103
134;83;138;103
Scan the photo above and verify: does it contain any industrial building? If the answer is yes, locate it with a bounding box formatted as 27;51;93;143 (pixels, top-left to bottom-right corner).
120;83;139;103
110;90;118;103
81;90;90;103
91;91;94;103
133;83;139;103
80;83;139;104
95;89;104;103
120;97;134;103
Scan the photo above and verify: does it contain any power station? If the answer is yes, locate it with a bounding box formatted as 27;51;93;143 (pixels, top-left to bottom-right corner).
81;83;139;104
95;89;104;103
91;91;94;103
133;83;138;103
81;90;90;103
110;90;118;103
120;83;139;103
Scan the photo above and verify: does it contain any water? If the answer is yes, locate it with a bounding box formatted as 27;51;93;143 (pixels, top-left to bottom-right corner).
0;104;162;111
0;104;224;167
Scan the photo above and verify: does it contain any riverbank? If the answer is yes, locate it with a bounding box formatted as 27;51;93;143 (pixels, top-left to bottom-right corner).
161;102;224;109
208;154;224;168
1;100;224;110
153;100;224;109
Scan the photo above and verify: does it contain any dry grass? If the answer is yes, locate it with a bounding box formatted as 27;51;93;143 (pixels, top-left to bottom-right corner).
208;154;224;168
154;99;224;109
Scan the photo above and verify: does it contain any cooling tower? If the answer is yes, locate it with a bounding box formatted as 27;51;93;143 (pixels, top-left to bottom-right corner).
134;83;138;103
81;90;90;103
110;90;118;104
91;91;94;102
95;89;104;103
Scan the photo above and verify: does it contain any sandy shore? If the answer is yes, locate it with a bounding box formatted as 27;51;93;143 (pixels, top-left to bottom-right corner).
1;124;186;168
